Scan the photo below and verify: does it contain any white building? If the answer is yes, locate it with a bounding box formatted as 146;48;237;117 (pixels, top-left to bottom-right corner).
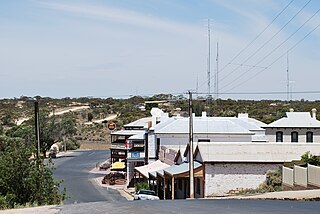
264;109;320;143
194;142;320;197
147;112;267;162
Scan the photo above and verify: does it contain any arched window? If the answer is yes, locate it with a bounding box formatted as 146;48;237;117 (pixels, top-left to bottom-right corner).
291;131;298;142
306;131;313;143
276;131;283;142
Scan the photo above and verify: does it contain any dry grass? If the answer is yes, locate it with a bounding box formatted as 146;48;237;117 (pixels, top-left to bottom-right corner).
80;142;110;150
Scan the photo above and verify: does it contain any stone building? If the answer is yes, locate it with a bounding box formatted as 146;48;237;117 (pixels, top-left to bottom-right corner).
264;109;320;143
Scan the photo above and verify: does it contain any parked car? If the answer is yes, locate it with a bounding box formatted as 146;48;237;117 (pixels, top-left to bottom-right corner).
134;190;159;200
48;150;57;158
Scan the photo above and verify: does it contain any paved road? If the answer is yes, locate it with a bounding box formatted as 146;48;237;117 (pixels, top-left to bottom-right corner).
52;150;126;204
55;199;320;214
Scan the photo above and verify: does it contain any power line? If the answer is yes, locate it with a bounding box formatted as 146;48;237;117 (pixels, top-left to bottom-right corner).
218;0;295;74
195;90;320;95
197;0;295;91
220;6;320;91
219;0;312;84
229;63;267;69
222;21;320;93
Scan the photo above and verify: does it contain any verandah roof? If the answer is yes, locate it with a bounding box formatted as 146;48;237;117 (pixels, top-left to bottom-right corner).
163;161;202;177
135;160;170;179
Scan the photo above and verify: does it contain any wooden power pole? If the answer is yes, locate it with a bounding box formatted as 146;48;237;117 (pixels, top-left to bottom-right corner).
34;100;41;159
188;91;194;199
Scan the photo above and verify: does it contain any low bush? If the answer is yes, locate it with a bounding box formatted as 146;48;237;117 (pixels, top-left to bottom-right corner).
135;181;150;192
236;169;282;195
65;138;80;150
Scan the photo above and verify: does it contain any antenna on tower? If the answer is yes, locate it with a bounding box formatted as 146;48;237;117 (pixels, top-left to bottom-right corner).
207;19;211;98
206;19;212;115
216;42;219;99
286;51;290;101
196;75;199;94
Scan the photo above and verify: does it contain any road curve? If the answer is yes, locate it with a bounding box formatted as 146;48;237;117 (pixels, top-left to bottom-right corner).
52;150;126;204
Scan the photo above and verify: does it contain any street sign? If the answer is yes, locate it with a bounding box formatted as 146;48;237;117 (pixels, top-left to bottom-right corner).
107;122;116;130
131;152;140;158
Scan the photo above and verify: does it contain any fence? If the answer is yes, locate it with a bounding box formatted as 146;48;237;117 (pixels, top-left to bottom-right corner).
282;166;294;187
282;164;320;189
308;164;320;187
294;165;307;187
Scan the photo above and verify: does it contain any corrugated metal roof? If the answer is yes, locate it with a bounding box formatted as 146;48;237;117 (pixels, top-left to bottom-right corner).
124;117;152;128
220;117;265;131
163;162;202;176
111;130;145;136
149;171;157;178
128;133;145;140
135;160;170;179
155;117;253;134
266;112;320;128
195;142;320;162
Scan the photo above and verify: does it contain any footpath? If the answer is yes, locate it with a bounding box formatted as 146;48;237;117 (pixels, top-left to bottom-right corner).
89;162;134;201
220;189;320;200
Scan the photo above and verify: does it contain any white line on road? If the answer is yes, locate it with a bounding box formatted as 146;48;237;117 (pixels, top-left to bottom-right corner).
88;152;96;156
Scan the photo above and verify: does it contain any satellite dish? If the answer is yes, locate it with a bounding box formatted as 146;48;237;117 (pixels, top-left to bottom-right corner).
150;108;163;117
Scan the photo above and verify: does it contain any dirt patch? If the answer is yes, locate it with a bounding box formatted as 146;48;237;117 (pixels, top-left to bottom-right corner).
80;142;110;150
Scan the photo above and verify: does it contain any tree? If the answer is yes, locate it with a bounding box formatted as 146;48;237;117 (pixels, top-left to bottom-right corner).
87;113;93;122
59;117;77;151
301;152;320;166
5;125;34;146
0;136;66;209
39;114;60;158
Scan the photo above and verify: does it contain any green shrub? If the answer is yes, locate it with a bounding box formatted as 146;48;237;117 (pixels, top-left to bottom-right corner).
0;136;66;209
65;138;80;150
259;169;282;192
0;195;10;210
301;151;320;166
135;181;150;192
237;169;282;195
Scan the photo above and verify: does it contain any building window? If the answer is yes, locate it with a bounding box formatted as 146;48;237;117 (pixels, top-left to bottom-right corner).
198;139;210;142
291;131;298;142
276;131;283;142
156;138;160;159
306;131;313;143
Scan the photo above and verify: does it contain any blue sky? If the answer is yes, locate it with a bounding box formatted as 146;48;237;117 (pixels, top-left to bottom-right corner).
1;0;320;100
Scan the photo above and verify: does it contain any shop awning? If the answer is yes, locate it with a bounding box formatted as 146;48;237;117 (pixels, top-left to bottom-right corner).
164;161;202;177
135;160;170;179
111;161;125;170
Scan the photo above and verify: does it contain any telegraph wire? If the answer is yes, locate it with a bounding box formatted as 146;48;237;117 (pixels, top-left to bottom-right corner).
222;21;320;93
217;0;295;74
219;0;312;84
220;6;320;91
197;0;295;91
195;91;320;95
88;87;320;100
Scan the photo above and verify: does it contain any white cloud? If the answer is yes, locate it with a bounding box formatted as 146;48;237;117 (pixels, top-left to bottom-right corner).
38;1;203;38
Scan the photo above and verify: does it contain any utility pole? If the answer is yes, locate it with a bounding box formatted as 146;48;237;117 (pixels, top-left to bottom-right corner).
188;91;194;199
34;100;40;159
145;130;149;165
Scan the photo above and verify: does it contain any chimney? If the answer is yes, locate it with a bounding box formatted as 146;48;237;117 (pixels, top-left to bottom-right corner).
289;108;294;112
202;112;207;118
312;108;317;118
238;113;248;120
